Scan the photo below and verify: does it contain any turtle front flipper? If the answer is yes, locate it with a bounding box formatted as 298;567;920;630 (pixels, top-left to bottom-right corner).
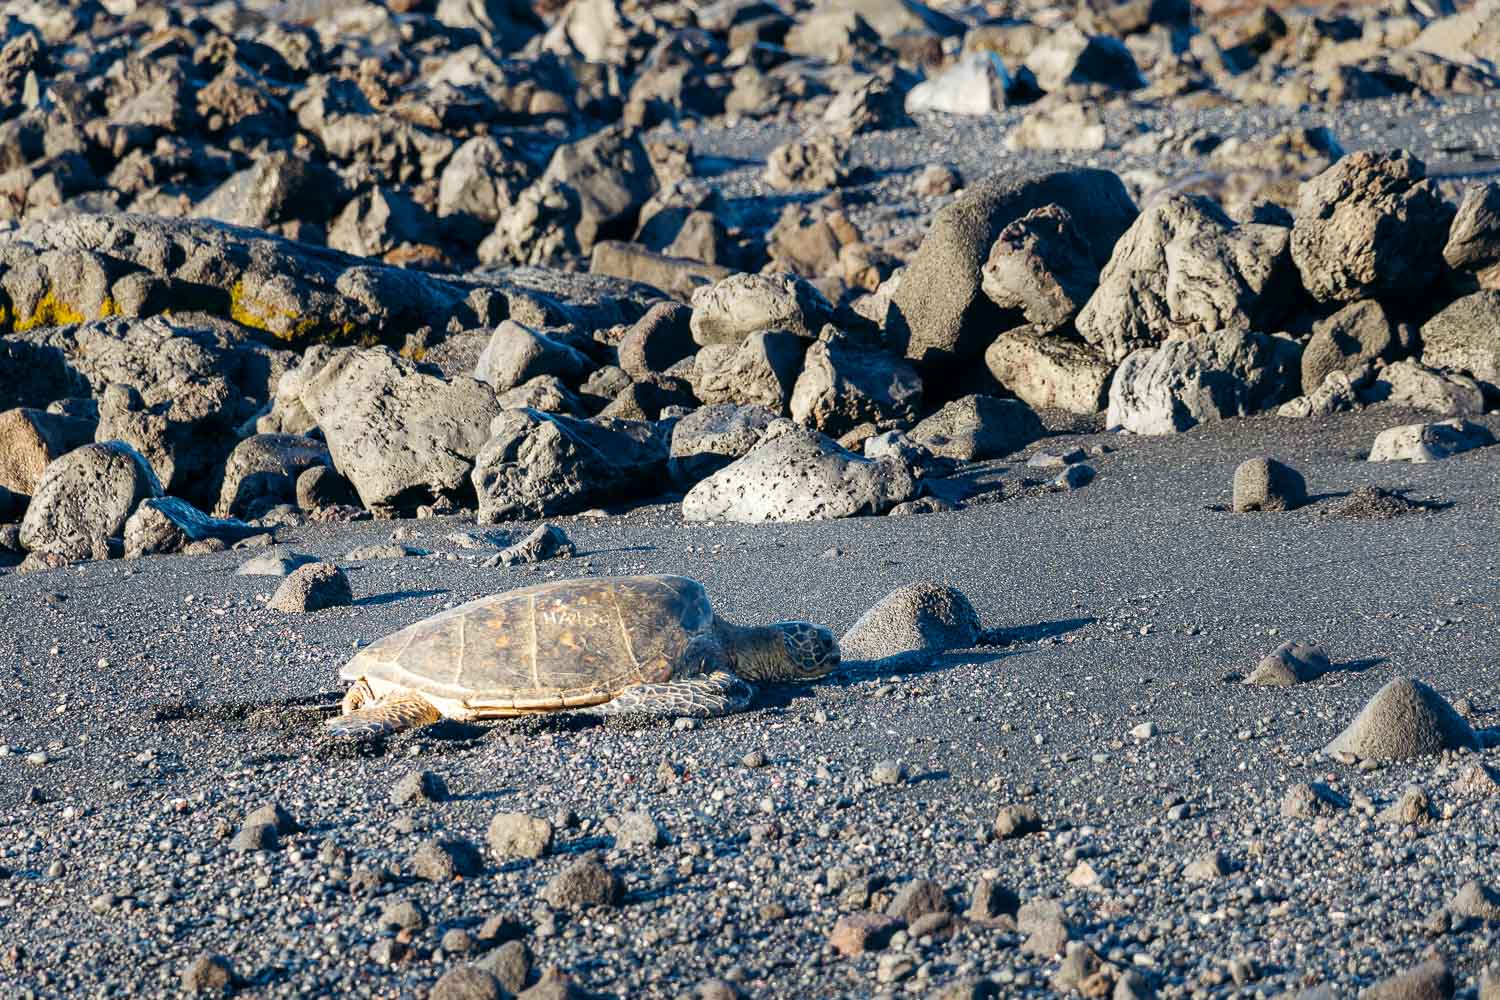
325;692;443;738
591;671;755;718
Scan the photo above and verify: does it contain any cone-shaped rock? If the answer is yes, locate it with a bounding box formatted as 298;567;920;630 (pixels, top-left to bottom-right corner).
1324;677;1479;761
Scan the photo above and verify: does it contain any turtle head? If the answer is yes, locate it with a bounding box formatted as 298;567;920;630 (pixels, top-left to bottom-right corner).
737;622;839;682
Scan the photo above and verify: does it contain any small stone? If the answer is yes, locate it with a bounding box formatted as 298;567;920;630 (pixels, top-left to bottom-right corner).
741;750;768;768
1232;457;1308;512
430;966;505;1000
1129;722;1157;740
614;811;666;850
378;898;428;932
878;952;917;983
411;838;484;881
180;954;235;995
391;769;448;806
886;879;951;923
1183;851;1231;882
967;876;1019;922
475;939;531;994
871;760;908;785
829;911;904;956
1360;961;1453;1000
1376;785;1434;826
487;813;554;860
540;858;622;910
441;929;475;955
267;562;352;613
992;804;1042;839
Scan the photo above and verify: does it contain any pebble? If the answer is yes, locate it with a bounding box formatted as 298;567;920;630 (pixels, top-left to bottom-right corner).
871;760;908;785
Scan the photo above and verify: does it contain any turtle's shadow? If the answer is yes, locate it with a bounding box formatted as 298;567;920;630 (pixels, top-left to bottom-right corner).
355;588;448;607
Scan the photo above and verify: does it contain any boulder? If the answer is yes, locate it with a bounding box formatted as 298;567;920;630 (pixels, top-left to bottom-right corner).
1245;639;1332;686
495;375;589;416
1005;104;1107;152
472;409;667;521
890;167;1135;368
267;562;353;613
1290;151;1455;304
300;349;501;515
1368;420;1496;463
789;333;924;438
1105;331;1300;435
0;408;95;498
487;126;657;265
841;582;982;667
588;242;733;298
1325;677;1479;761
908;395;1044;460
437;135;535;226
296;466;359;511
1366;360;1486;417
0;339;80;412
1232;457;1307;512
690;273;834;346
693;332;808;414
1420;291;1500;390
327;188;439;261
823;76;911;136
124;498;258;558
192;152;340;232
474;321;594;391
1023;25;1145;92
215;434;332;519
984;329;1114;415
1443;181;1500;289
617;302;696;379
905;53;1012;116
434;0;545;51
1076;194;1295;362
764;134;849;192
668;404;778;487
980;206;1099;333
681;421;918;522
19;441;162;560
1300;299;1403;396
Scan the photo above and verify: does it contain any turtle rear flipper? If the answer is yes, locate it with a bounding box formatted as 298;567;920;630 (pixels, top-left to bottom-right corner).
325;693;442;738
590;671;755;718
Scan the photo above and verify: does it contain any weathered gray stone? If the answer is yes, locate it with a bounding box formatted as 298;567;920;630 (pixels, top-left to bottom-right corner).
472;409;666;522
1301;300;1402;396
789;333;924;438
842;582;981;667
690;273;834;346
1367;419;1496;463
215;434;332;519
890;168;1135;368
1105;331;1300;435
0;408;94;499
1420;291;1500;389
682;421;918;522
1232;457;1307;512
617;302;696;379
267;561;352;613
1023;24;1144;92
300;349;500;515
124;498;257;558
1326;678;1479;761
1290;151;1454;304
908;395;1044;460
983;329;1113;415
905;53;1011;116
1443;181;1500;289
474;321;594;392
1366;360;1486;417
20;441;162;560
668;404;777;487
980;206;1099;333
693;332;809;415
1077;194;1294;362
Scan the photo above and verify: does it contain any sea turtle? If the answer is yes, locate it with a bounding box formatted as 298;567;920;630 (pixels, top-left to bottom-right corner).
326;574;839;737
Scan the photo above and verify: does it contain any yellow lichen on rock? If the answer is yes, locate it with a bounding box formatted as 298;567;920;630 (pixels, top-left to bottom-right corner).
12;289;89;332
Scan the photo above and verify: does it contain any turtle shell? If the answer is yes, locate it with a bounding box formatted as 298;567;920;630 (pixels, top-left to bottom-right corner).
340;575;716;714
